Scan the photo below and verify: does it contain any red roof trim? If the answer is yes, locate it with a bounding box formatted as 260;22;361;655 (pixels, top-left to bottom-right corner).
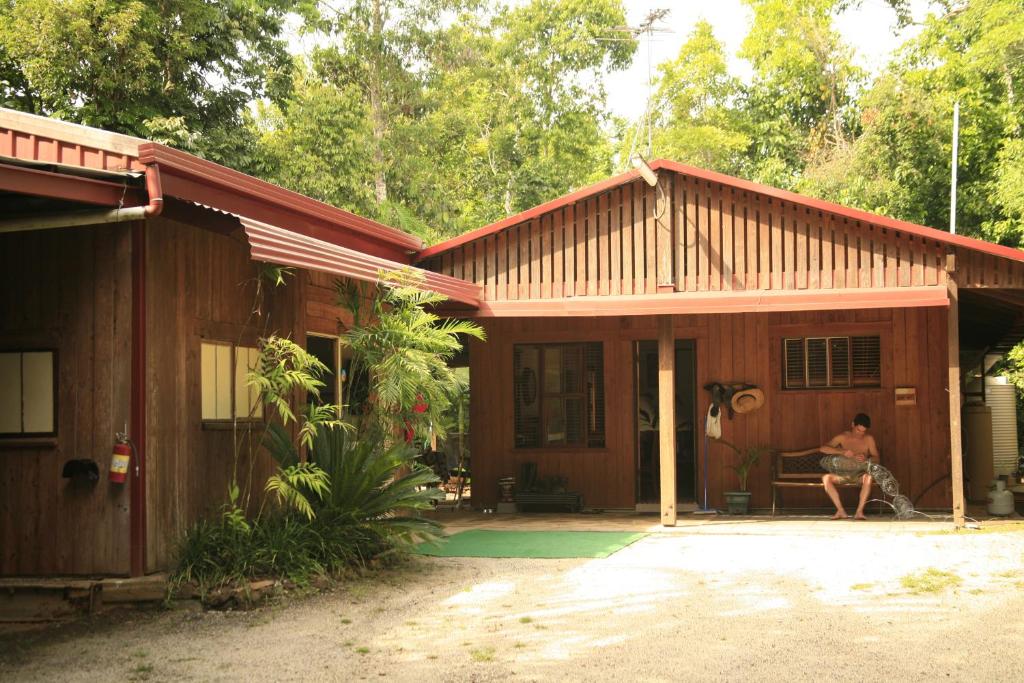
417;159;1024;264
242;218;479;307
417;167;645;260
453;286;947;318
138;143;422;253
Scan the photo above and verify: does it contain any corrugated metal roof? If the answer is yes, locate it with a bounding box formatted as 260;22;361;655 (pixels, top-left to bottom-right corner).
242;217;479;307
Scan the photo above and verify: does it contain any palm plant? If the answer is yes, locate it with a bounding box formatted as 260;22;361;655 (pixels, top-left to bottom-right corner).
337;269;485;441
265;422;445;553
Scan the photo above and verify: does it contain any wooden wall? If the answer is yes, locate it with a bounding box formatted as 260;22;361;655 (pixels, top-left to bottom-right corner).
420;174;966;300
469;307;952;511
144;216;304;572
0;224;132;576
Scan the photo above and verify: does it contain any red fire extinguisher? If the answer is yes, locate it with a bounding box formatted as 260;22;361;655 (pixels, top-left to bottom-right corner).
110;433;131;484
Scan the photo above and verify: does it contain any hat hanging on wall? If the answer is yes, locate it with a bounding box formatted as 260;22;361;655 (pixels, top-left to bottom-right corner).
731;388;765;414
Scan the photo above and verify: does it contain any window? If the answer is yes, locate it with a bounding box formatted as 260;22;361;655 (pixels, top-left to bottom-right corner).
0;351;56;436
513;343;604;448
306;334;341;408
783;336;881;389
200;342;262;420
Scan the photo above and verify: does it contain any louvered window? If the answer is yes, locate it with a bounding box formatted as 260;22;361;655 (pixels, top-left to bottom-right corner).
783;336;880;390
514;342;604;448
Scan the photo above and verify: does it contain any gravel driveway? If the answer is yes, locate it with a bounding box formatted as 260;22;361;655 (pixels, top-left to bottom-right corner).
2;522;1023;682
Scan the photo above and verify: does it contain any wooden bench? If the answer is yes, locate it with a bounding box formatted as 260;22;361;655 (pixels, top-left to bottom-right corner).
771;448;880;516
515;491;584;512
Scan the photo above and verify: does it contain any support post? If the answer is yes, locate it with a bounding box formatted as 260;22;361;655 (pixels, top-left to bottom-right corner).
658;315;676;526
946;255;965;528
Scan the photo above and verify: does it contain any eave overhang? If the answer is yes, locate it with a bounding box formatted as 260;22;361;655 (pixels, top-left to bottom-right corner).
242;218;480;307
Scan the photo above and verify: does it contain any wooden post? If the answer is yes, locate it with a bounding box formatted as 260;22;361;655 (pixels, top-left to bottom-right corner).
658;315;677;526
946;254;965;528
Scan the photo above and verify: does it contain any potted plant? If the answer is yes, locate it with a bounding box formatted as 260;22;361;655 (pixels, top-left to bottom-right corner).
720;441;769;514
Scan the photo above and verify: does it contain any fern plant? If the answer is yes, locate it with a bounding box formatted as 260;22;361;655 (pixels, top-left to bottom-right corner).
264;462;331;521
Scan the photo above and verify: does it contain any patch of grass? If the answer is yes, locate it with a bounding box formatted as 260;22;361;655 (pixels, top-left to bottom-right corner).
428;655;439;660
514;642;526;649
469;647;495;662
404;620;417;626
343;641;353;647
355;647;370;655
518;616;533;624
131;649;148;659
340;618;352;624
996;570;1020;578
850;583;873;591
128;663;154;681
900;568;963;594
533;623;548;630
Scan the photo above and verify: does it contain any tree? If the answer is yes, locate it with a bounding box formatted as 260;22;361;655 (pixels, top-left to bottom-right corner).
0;0;311;168
799;0;1024;243
258;0;635;240
739;0;864;187
643;21;751;176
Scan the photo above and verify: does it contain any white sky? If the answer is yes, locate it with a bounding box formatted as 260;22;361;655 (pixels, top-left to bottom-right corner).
605;0;937;121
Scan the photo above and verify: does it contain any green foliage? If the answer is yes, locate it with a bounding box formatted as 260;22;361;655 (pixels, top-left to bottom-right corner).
0;0;313;167
641;21;751;175
339;269;485;439
719;440;770;492
267;422;445;551
248;335;344;449
264;462;331;521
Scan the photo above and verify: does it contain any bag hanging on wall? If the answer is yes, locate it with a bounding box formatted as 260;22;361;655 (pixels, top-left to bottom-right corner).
705;404;722;439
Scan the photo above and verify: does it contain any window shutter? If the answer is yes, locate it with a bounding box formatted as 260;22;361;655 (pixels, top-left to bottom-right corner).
828;337;851;387
784;339;805;388
806;338;828;387
586;343;605;447
851;336;881;386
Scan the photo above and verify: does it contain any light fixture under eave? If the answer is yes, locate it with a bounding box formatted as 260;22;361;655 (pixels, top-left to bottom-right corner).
631;153;659;187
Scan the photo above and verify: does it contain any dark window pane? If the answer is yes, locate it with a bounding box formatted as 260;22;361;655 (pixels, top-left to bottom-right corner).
514;345;541;447
852;336;881;386
306;336;338;407
784;338;805;388
829;337;851;387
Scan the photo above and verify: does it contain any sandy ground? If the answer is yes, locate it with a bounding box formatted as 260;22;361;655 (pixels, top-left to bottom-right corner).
2;521;1024;682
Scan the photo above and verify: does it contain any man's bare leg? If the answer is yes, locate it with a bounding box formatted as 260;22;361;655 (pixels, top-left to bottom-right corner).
854;474;871;519
822;474;847;519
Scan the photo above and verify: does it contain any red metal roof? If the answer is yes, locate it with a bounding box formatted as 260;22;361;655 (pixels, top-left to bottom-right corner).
449;285;947;318
416;158;1024;264
0;107;421;259
242;218;480;307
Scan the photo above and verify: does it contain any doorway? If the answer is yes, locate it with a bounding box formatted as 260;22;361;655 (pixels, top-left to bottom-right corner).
634;339;697;506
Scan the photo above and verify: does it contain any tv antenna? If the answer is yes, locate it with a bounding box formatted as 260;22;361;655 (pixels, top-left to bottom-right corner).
600;9;672;163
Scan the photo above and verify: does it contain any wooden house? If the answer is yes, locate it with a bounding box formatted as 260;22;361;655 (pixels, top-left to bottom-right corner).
3;109;1022;578
416;160;1024;524
0;109;474;577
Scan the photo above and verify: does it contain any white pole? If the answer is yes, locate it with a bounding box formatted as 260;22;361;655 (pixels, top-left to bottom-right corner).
950;101;959;235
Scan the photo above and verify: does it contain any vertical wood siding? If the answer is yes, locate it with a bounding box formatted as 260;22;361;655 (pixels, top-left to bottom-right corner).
421;173;957;301
0;224;133;576
469;308;951;511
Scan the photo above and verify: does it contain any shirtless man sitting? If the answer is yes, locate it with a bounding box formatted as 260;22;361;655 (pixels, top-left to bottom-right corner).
820;413;878;520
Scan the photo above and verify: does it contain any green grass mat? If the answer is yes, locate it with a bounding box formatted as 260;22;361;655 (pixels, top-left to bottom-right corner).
416;530;648;559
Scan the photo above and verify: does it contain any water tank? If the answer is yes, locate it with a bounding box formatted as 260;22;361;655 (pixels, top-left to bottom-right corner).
963;402;994;502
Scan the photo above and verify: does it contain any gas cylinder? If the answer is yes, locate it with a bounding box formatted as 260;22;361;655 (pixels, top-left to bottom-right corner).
986;480;1015;516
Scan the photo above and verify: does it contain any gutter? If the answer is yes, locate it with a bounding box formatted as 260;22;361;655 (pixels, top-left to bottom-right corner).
0;163;163;233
